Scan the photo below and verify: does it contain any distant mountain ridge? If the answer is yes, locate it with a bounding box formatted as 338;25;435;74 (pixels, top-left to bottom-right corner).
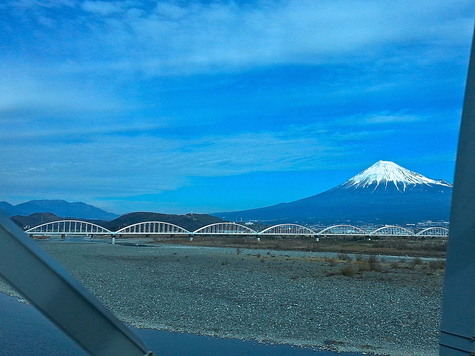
0;200;119;221
213;161;453;225
3;161;452;226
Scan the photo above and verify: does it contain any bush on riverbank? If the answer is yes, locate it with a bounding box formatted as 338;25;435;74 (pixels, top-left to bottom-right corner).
151;236;447;258
341;265;357;277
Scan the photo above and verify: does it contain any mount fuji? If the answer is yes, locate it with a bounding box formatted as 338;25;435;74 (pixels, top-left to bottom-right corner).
214;161;453;225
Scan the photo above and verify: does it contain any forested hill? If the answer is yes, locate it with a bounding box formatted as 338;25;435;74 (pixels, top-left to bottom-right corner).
103;212;224;232
11;211;224;232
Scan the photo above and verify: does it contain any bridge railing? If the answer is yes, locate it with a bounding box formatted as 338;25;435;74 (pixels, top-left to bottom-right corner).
317;224;366;236
193;222;257;235
116;221;191;235
26;220;113;235
260;223;316;236
369;225;415;237
416;227;449;237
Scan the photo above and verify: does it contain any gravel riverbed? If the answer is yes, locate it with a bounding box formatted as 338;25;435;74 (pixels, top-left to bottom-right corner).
0;240;443;355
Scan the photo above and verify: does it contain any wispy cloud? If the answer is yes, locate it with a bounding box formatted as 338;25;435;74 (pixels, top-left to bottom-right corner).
343;111;430;125
3;107;448;201
1;120;377;197
5;0;473;76
81;0;129;15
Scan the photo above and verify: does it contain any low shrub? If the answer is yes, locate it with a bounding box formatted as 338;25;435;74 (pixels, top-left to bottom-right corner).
390;261;400;269
429;260;446;271
368;255;380;271
341;265;357;277
412;257;423;265
356;261;370;272
338;253;352;261
325;257;337;266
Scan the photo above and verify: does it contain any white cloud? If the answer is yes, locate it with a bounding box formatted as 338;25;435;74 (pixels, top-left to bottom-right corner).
6;0;471;76
6;0;75;9
81;0;134;16
0;65;133;118
347;111;425;125
121;0;473;73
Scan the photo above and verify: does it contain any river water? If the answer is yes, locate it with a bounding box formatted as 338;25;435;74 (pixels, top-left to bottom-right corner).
0;292;368;356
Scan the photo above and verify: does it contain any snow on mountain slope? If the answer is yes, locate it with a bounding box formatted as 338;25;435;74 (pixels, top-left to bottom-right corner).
341;160;452;191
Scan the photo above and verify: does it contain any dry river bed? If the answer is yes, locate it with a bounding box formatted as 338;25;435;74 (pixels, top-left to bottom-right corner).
0;240;444;356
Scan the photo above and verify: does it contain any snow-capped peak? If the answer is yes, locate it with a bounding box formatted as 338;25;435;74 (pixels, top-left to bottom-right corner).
344;160;452;191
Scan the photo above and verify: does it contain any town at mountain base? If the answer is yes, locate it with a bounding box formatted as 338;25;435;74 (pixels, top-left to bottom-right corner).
214;161;452;225
2;161;453;227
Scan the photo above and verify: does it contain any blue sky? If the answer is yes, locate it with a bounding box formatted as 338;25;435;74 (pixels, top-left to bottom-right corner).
1;0;474;215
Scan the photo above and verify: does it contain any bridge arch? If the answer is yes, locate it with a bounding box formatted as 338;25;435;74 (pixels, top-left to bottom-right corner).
416;227;449;237
193;222;257;235
116;221;191;235
370;225;414;237
317;224;366;236
260;224;316;236
26;220;112;235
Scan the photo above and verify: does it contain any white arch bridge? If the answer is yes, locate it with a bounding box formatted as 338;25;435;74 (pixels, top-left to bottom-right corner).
25;220;449;239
